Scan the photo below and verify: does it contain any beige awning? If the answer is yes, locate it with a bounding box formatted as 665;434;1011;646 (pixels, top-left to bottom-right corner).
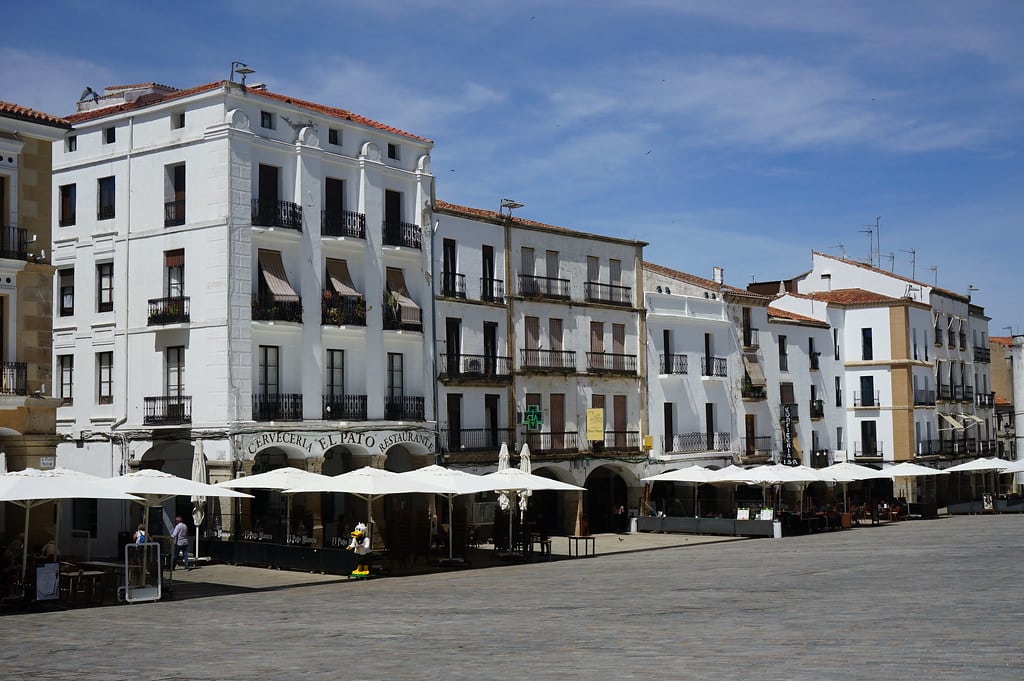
258;249;299;302
960;413;984;424
742;353;767;387
938;413;965;431
326;258;360;297
385;268;421;326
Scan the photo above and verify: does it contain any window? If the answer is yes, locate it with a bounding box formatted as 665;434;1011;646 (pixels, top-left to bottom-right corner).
66;135;77;152
103;126;115;144
96;262;113;312
861;327;873;361
326;350;344;397
258;346;279;395
328;128;340;146
833;328;840;360
59;184;76;226
166;346;184;397
859;375;875;407
835;376;842;407
97;176;115;220
260;110;275;129
171;112;185;129
165;250;184;297
59;268;74;316
96;351;113;404
387;352;404;397
859;420;878;456
387;143;399;159
808;337;818;370
58;355;74;405
778;335;788;371
165;163;185;226
836;426;844;450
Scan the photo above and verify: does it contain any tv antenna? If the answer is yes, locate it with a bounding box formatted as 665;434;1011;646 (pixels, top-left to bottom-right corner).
882;251;896;271
900;248;917;280
830;243;846;258
859;216;881;266
858;225;874;266
929;265;938;286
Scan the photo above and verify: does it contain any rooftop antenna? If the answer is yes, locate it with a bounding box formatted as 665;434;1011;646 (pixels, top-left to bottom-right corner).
230;61;255;86
967;284;979;300
499;198;523;218
882;251;895;271
900;248;917;280
858;225;874;266
929;265;938;286
830;243;846;258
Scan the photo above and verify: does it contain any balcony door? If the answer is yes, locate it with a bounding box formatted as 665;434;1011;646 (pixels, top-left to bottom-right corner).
387;352;404;398
447;394;462;450
446;318;461;373
612;324;625;370
592;394;606;446
258;345;279;397
485;394;500;448
545;250;559;279
482;245;495;298
745;414;757;456
443;239;457;296
590;322;604;353
166;346;184;400
258;164;279;204
165;249;184;298
613;395;626;447
609;259;621;285
325;177;344;213
705;403;715;451
550;393;565;449
521;247;535;277
483;322;498;374
384;189;402;225
861;420;878;456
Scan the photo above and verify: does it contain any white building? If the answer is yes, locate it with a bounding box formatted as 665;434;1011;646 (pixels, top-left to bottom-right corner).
52;81;436;551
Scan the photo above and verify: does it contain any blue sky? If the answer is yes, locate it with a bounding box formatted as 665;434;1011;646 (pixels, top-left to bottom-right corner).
4;1;1023;330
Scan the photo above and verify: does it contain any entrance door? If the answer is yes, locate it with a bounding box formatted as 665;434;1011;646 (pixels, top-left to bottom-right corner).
705;403;715;450
485;394;500;448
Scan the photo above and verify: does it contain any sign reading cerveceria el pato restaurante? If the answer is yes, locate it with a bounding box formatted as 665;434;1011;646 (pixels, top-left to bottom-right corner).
240;429;435;457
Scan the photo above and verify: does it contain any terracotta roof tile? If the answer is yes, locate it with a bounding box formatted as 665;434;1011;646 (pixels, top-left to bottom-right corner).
995;396;1011;406
65;81;430;142
0;100;71;128
990;336;1013;348
804;288;900;306
767;306;830;328
814;251;969;302
641;261;770;299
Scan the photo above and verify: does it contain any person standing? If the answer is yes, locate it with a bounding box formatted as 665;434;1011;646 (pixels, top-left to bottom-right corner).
170;515;190;570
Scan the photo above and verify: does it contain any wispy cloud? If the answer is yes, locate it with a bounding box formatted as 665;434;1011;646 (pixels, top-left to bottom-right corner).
0;48;118;117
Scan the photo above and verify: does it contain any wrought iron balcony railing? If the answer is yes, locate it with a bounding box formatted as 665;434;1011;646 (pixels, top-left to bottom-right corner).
520;349;576;371
667;432;731;454
321;209;366;239
584;281;631;306
810;450;831;469
518;274;570;300
252;198;302;231
479;277;505;303
522;430;579;454
700;356;727;378
0;362;27;396
602;431;641;449
441;272;466;299
917;439;941;456
974;346;991;363
439;353;511;379
938;384;952;401
976;392;995;408
385;395;425;421
382;303;422;332
321;293;366;326
914;389;936;406
253;393;303;421
322;394;368;420
382;220;422;249
441;427;515;452
853;391;880;407
854;441;884;458
164;199;185;227
586;352;638;374
0;226;29;260
143;395;192;425
738;436;773;461
660;354;688;374
148;296;190;325
780;403;800;421
809;399;825;419
252;292;303;323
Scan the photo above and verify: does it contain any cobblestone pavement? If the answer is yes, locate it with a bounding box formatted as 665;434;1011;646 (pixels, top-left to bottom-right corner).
2;515;1021;680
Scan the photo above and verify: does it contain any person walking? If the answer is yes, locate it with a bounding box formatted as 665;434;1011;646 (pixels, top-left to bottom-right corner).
170;515;190;570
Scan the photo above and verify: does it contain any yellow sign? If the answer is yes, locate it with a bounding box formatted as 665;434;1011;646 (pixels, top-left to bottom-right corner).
586;408;605;441
642;435;653;451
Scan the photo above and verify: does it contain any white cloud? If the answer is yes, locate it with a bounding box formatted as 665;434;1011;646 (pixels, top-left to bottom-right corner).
0;48;119;117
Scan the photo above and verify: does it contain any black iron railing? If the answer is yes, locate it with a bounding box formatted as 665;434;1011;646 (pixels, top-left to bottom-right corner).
660;354;688;374
739;436;774;461
586;352;638;374
0;362;27;396
143;396;192;425
440;428;515;452
809;399;825;419
148;296;190;325
479;277;505;302
780;403;800;421
938;384;952;401
917;439;940;456
439;353;511;379
810;450;831;469
321;293;366;326
518;274;570;300
322;394;368;420
522;430;579;454
853;391;880;407
382;220;422;248
441;272;466;299
700;356;727;377
252;293;302;323
962;386;974;402
914;389;936;406
385;396;425;420
253;393;303;421
252;198;302;231
974;346;991;363
603;431;641;449
668;432;731;453
321;209;366;238
520;349;576;371
0;226;29;260
584;281;631;306
976;392;995;408
164;199;185;227
854;441;884;458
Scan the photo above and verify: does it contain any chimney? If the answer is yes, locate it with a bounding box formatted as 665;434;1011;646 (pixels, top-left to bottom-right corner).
712;266;724;285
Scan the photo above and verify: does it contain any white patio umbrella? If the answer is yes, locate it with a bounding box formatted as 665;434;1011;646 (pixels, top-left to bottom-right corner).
883;462;947;478
396;465;493;561
642;465;715;516
517;443;532;521
218;467;334;542
817;461;890;507
998;459;1024;474
190;442;207;558
720;464;821;508
945;457;1012;500
0;468;142;586
479;466;585;550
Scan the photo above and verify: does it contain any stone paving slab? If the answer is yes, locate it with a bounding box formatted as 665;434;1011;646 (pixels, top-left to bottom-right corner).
1;516;1022;680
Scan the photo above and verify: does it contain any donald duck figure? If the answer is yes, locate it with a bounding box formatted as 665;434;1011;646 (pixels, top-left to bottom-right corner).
346;522;371;577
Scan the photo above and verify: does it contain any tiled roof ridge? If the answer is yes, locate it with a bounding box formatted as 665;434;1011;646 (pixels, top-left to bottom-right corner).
103;82;179;92
0;100;71;128
990;336;1013;347
804;287;901;305
642;261;720;290
767;306;830;327
812;251;968;302
66;81;223;122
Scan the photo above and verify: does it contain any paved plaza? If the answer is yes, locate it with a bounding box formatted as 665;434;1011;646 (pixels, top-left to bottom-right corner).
2;515;1022;680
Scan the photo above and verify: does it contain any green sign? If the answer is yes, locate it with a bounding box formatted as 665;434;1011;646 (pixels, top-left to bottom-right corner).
524;405;543;431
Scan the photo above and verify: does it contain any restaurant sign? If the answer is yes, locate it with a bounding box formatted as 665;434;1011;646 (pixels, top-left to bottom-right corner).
241;428;435;458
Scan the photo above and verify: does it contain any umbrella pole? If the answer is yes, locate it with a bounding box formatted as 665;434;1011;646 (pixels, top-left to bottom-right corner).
20;502;31;592
448;494;455;561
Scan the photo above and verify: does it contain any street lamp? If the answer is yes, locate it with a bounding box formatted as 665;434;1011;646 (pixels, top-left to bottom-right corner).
230;61;255;86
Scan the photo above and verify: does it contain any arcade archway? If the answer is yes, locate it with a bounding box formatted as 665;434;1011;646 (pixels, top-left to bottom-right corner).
584;465;629;533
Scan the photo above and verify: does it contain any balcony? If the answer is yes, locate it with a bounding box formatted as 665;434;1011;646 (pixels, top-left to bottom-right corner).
742;328;759;351
974;346;991;363
780;403;800;421
976;392;995;409
934;328;943;346
147;296;190;325
441;427;515;453
438;354;511;383
586;352;638;375
660;354;688;374
854;441;884;459
252;293;302;323
961;386;974;403
668;432;731;454
518;274;570;300
810;450;831;468
252;198;302;231
382;220;422;249
440;272;466;299
143;396;192;425
382;304;422;332
809;353;821;371
914;389;936;406
938;384;952;401
0;362;27;396
809;399;825;419
522;430;579;454
322;394;368;420
601;431;641;450
953;385;964;402
321;209;366;239
321;293;366;326
979;439;997;456
853;391;880;407
917;439;941;456
479;277;505;303
739;436;773;463
0;225;29;261
385;396;425;421
741;380;766;401
164;199;185;227
253;393;303;421
584;281;631;306
700;356;727;378
520;349;576;372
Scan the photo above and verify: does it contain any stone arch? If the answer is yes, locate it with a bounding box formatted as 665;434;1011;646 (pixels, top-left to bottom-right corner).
524;465;579;537
381;443;432;473
135;439;196;533
583;464;631;534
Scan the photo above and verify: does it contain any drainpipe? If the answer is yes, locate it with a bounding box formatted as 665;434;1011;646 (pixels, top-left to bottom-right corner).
429;216;441;465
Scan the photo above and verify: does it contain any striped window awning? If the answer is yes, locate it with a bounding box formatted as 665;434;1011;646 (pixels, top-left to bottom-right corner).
258;249;299;303
386;268;421;325
326;258;360;297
